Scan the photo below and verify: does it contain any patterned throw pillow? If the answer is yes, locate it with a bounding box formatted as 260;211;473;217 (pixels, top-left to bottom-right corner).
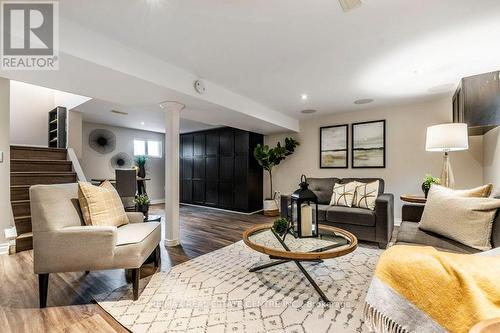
353;181;380;210
330;182;357;207
78;181;129;227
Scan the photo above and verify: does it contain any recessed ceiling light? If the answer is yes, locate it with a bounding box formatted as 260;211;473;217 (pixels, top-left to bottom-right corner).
301;109;317;114
110;110;128;115
354;98;374;105
301;94;308;101
141;121;145;125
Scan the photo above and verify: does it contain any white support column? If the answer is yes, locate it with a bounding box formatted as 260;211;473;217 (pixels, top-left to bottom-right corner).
162;101;184;247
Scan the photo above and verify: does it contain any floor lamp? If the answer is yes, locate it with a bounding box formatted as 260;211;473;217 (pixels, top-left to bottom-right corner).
425;123;469;188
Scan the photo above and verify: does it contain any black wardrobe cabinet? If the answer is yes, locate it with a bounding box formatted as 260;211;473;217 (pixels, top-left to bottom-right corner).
180;127;263;213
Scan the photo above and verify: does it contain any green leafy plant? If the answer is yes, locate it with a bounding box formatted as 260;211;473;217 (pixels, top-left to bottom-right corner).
134;194;151;206
135;155;147;167
254;137;299;199
272;217;289;236
422;174;440;197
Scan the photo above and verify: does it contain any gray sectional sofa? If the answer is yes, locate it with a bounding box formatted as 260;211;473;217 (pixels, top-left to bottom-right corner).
280;177;394;248
397;202;500;253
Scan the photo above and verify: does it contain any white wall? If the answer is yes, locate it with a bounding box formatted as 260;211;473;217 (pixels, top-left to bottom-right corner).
0;78;11;245
10;81;55;147
67;110;83;158
265;98;484;219
10;81;90;147
81;122;166;202
483;126;500;197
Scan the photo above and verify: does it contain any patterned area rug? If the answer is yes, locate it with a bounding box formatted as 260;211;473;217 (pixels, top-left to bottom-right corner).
96;240;383;333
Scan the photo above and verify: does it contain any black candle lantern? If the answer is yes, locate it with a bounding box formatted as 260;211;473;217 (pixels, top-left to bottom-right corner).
290;175;319;238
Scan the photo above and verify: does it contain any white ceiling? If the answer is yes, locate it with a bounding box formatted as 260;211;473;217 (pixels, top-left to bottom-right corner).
75;98;219;134
59;0;500;119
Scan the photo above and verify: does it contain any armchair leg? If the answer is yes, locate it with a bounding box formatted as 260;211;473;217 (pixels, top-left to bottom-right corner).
39;273;49;308
154;245;160;268
131;268;140;301
85;270;90;275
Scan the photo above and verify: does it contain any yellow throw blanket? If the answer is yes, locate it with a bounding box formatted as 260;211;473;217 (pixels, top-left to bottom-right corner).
364;245;500;333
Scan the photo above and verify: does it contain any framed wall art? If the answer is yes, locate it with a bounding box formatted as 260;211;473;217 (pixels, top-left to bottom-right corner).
320;124;348;168
352;120;386;168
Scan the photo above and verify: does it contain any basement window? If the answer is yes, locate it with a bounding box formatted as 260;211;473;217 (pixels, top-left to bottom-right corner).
134;139;162;158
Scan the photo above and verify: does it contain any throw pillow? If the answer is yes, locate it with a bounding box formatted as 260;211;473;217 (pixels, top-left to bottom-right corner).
449;184;493;198
419;185;500;251
353;180;380;210
330;182;357;207
78;181;129;227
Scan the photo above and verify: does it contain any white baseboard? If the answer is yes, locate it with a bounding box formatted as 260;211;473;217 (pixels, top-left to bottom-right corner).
181;203;263;215
395;217;402;226
150;199;165;205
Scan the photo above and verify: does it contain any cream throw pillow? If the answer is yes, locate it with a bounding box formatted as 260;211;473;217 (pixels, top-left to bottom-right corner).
78;181;129;227
353;180;380;210
419;185;500;250
330;182;357;207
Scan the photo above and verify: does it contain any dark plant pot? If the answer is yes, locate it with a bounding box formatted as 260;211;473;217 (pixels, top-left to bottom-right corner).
137;204;149;219
422;182;430;198
138;165;146;178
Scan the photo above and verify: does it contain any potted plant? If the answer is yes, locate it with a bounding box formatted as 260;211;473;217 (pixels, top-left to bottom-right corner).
134;194;151;219
254;137;299;216
422;174;440;198
135;155;147;178
272;217;290;237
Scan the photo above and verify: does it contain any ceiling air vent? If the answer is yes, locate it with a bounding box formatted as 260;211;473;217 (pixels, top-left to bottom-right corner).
110;110;128;116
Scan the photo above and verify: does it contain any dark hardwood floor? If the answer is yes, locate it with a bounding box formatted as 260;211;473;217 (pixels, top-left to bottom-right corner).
0;205;273;332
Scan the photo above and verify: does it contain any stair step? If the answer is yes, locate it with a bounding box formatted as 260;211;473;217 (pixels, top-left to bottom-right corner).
11;159;72;172
15;232;33;252
11;172;77;186
10;145;67;160
11;185;30;201
11;200;30;217
13;215;31;235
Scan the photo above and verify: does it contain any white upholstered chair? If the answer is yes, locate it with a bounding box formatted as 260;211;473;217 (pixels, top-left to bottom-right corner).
30;183;161;308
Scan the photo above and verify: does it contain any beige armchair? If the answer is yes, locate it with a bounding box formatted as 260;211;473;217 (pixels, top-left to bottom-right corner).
30;183;161;308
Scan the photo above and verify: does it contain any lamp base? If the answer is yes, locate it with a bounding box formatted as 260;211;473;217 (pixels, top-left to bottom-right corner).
440;152;455;188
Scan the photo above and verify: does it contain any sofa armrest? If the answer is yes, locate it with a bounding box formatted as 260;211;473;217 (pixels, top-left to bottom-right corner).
33;226;117;273
375;193;394;246
280;194;291;219
401;204;425;223
126;212;145;223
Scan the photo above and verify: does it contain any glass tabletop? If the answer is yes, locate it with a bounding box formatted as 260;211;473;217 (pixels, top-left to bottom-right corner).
245;225;356;258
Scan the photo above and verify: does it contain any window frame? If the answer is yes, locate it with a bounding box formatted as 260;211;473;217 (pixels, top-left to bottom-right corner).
133;138;163;158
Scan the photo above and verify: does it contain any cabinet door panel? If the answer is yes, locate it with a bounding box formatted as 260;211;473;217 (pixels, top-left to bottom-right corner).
193;180;205;203
234;130;249;154
206;157;218;180
219;129;234;156
182;180;192;202
182;135;193;157
234;155;248;185
182;158;193;179
205;181;218;206
206;132;219;155
193;133;205;156
193;157;205;179
219;156;233;181
218;182;233;209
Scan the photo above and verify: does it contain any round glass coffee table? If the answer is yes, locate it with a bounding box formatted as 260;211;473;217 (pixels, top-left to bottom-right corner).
243;223;357;303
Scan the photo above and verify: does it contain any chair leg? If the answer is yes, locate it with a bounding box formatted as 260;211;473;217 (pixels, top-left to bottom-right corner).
131;268;140;301
85;270;90;275
154;245;160;268
39;273;49;308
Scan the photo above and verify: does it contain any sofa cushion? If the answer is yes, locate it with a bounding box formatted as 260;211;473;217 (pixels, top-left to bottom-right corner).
396;221;479;254
116;222;160;246
326;206;376;227
341;178;384;194
313;204;330;221
307;178;339;204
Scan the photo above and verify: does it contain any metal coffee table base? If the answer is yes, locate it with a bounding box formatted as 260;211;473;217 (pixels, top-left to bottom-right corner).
249;257;330;303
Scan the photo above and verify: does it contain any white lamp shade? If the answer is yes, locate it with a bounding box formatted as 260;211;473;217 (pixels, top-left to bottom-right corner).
426;123;469;152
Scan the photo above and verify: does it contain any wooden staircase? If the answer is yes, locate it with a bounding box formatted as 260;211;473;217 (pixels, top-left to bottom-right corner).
10;146;77;252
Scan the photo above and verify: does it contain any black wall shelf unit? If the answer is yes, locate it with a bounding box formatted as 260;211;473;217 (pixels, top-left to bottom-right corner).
48;106;67;148
180;127;263;213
